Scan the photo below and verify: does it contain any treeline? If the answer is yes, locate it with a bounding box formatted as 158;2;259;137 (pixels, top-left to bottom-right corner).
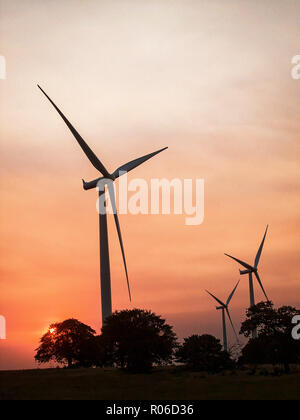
35;302;300;374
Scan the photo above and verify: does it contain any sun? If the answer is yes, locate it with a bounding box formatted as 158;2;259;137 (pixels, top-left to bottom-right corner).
49;328;56;335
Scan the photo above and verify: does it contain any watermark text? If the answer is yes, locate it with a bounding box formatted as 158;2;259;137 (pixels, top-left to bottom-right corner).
291;55;300;80
292;315;300;340
0;315;6;339
96;174;205;226
0;55;6;80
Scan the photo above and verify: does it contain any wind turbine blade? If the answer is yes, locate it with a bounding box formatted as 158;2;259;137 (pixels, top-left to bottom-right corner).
226;308;239;342
254;271;269;302
254;225;269;269
38;85;110;178
112;147;168;179
226;280;240;306
225;254;253;271
205;290;226;308
107;182;131;302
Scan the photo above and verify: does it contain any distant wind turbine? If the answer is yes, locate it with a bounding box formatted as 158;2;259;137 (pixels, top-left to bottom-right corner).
38;85;168;326
225;226;270;338
206;281;240;353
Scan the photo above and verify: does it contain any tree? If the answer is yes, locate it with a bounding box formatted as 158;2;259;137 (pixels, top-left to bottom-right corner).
100;309;177;373
74;334;108;368
35;319;99;368
176;334;234;372
240;301;299;338
240;302;300;373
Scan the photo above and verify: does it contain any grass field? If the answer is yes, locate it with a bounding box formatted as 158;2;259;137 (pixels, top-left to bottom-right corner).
0;367;300;400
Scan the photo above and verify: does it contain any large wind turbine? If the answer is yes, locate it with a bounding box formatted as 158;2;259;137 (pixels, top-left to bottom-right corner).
206;281;240;353
38;85;167;326
225;226;269;338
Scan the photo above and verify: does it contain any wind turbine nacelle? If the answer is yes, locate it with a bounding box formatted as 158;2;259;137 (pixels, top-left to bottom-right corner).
82;177;103;190
240;269;251;275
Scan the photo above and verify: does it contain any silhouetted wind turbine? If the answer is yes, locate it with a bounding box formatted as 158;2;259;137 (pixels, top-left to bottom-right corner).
38;85;167;326
206;281;240;352
225;226;269;338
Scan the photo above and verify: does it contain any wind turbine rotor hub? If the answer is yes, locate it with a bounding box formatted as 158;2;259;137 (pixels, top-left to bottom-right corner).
108;173;116;181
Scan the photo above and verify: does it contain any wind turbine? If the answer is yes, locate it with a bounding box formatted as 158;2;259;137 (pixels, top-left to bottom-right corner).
225;226;270;338
206;281;240;353
38;85;168;326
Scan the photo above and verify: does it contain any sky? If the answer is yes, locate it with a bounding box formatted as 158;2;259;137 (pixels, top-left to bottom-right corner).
0;0;300;370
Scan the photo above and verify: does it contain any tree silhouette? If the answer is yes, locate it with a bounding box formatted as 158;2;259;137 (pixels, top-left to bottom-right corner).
176;334;234;372
240;302;300;373
101;309;177;372
240;301;299;338
35;319;98;368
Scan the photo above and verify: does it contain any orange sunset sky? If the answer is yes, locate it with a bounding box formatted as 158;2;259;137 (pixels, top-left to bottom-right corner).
0;0;300;370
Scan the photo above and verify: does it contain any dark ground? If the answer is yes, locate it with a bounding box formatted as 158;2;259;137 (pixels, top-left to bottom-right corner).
0;367;299;400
